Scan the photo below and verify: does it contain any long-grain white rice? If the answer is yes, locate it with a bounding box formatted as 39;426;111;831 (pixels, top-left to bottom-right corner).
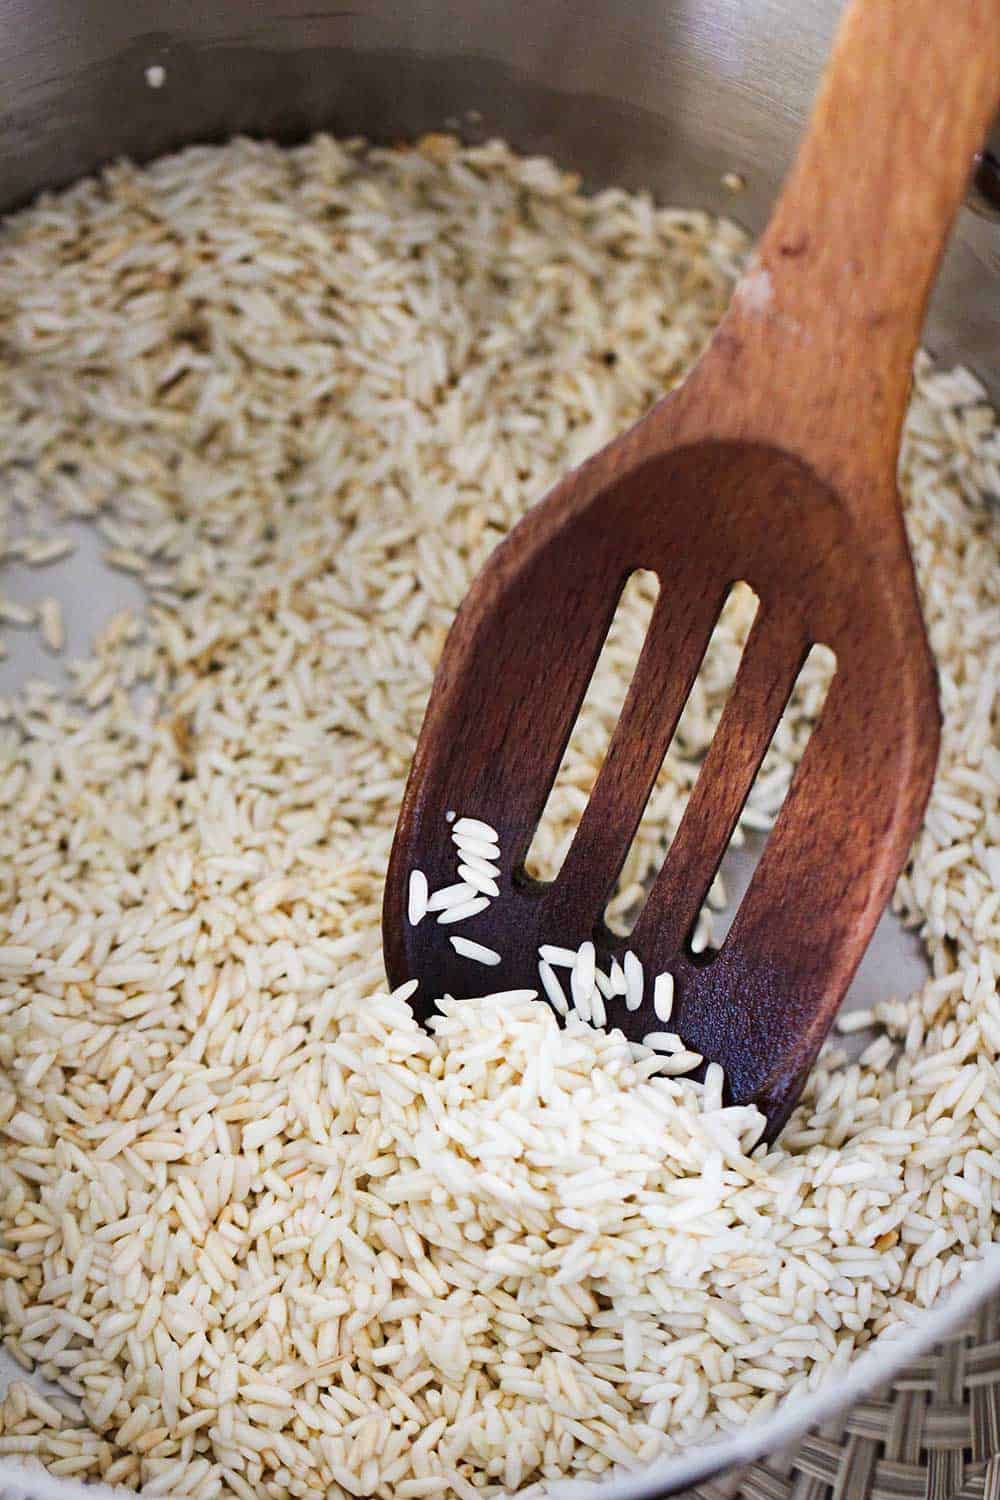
436;895;491;924
408;868;430;926
450;936;502;966
457;863;500;897
537;959;569;1017
427;881;478;912
0;131;995;1500
624;950;645;1011
653;971;675;1023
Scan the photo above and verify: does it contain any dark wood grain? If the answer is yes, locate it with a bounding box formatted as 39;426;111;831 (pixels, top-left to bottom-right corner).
383;0;1000;1140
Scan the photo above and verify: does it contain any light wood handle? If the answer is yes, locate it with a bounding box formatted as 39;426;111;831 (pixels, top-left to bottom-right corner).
717;0;1000;511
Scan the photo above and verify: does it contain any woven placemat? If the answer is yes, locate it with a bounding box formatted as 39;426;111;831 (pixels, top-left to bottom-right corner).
0;1299;998;1500
682;1297;1000;1500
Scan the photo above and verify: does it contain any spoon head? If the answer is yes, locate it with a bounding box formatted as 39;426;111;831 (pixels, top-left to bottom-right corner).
383;430;938;1138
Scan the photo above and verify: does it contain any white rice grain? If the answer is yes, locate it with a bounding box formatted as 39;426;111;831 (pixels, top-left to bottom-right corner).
450;936;502;967
624;950;644;1011
538;959;569;1017
457;863;500;897
408;870;429;926
453;817;499;842
653;970;675;1023
426;882;477;912
0;130;994;1500
436;895;491;925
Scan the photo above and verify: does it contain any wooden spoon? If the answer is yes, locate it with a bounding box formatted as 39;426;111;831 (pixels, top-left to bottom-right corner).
383;0;1000;1139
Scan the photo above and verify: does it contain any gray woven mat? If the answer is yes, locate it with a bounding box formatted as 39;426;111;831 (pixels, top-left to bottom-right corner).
683;1298;1000;1500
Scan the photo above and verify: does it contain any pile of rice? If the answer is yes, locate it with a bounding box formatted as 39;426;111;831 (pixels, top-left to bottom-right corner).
0;134;996;1500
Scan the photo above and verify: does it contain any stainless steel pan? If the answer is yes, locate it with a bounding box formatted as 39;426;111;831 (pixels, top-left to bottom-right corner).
0;4;997;1496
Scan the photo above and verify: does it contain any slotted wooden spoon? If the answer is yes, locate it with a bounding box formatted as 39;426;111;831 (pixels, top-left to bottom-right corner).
383;0;1000;1139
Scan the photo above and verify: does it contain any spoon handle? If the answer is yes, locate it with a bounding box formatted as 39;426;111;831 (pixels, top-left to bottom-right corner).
715;0;1000;508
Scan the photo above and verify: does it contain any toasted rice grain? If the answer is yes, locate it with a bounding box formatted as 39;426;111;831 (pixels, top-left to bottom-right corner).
39;595;64;654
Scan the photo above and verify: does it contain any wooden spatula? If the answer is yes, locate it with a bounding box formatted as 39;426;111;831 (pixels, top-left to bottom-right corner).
383;0;1000;1139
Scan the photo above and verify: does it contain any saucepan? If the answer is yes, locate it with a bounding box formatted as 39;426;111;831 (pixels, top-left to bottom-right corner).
0;2;997;1497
